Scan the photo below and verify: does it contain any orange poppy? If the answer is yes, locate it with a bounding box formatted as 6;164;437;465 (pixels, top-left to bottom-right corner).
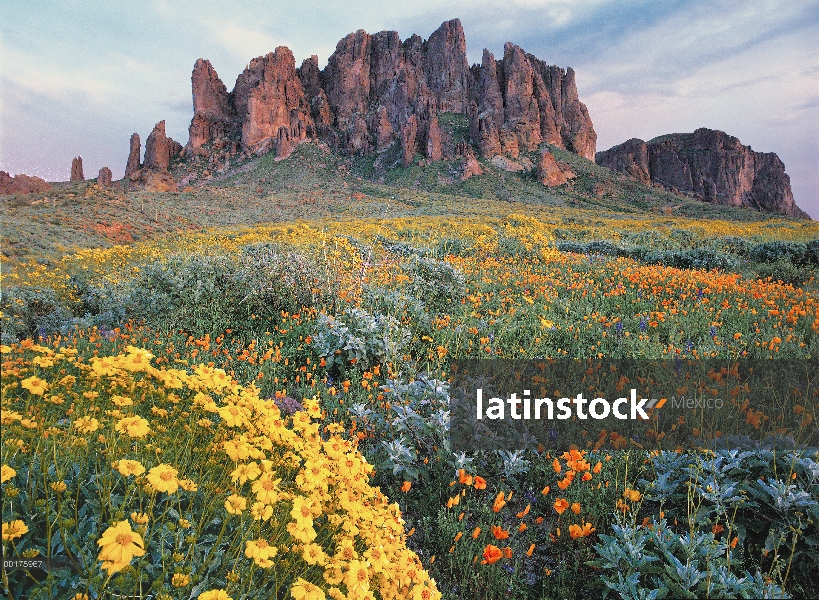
554;498;569;514
482;544;503;564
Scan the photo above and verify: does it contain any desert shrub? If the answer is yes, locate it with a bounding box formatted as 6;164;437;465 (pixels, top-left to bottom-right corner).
806;240;819;265
403;257;466;314
748;241;807;265
593;517;787;599
556;241;586;253
755;261;814;287
311;306;411;372
585;240;629;257
236;243;334;315
120;246;328;336
0;287;71;343
714;236;754;257
644;249;737;271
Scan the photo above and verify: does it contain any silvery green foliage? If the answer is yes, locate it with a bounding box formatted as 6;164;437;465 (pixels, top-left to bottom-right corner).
497;449;531;479
640;449;819;578
311;307;411;369
592;515;788;599
360;375;452;480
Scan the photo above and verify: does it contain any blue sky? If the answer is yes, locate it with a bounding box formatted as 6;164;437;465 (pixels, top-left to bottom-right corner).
2;0;817;217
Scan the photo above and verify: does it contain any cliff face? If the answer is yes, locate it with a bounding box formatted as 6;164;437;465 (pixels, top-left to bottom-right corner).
185;19;596;165
596;129;809;219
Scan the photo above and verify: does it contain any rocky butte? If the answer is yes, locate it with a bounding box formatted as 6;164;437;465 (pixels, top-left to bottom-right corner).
597;128;809;219
184;18;597;169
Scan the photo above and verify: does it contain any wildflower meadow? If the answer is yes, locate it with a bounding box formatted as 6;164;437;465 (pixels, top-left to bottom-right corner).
2;148;819;599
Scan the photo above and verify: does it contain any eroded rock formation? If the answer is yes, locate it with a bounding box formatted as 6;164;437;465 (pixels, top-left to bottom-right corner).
144;121;183;170
97;167;112;187
185;19;596;167
125;133;141;177
597;128;809;218
70;157;84;181
0;172;52;194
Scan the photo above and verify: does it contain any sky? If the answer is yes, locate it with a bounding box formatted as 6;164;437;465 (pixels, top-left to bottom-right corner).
2;0;818;217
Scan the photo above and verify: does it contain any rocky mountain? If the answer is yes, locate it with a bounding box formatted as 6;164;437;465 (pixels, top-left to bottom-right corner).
597;128;809;219
185;19;596;168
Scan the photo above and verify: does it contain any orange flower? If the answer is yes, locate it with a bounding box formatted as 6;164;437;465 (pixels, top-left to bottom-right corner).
502;547;513;559
571;502;581;514
518;523;527;532
582;472;592;481
482;544;503;564
472;527;481;539
535;517;544;524
569;522;595;539
516;504;530;518
491;525;509;540
592;461;602;474
541;485;550;495
458;469;473;486
552;458;562;473
553;498;569;514
454;531;463;542
473;476;487;490
401;481;412;492
730;536;739;548
526;543;536;557
492;492;506;513
712;523;724;534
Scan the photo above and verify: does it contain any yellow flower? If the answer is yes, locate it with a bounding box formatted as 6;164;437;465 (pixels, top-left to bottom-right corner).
252;473;282;504
51;481;68;492
110;395;133;407
199;591;232;600
2;520;29;541
230;462;262;486
115;416;150;438
1;465;16;483
21;376;48;395
179;478;198;492
179;518;191;529
146;464;179;494
291;578;326;600
245;539;278;568
97;521;145;574
172;573;191;587
114;459;146;477
73;416;100;434
130;512;149;524
250;502;273;521
344;559;370;594
225;494;247;515
303;543;327;566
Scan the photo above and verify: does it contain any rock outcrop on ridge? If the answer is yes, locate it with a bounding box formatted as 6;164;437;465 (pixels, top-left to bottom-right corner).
125;133;142;177
597;128;809;219
127;121;183;192
0;172;52;195
184;19;597;168
70;157;84;181
97;167;113;187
